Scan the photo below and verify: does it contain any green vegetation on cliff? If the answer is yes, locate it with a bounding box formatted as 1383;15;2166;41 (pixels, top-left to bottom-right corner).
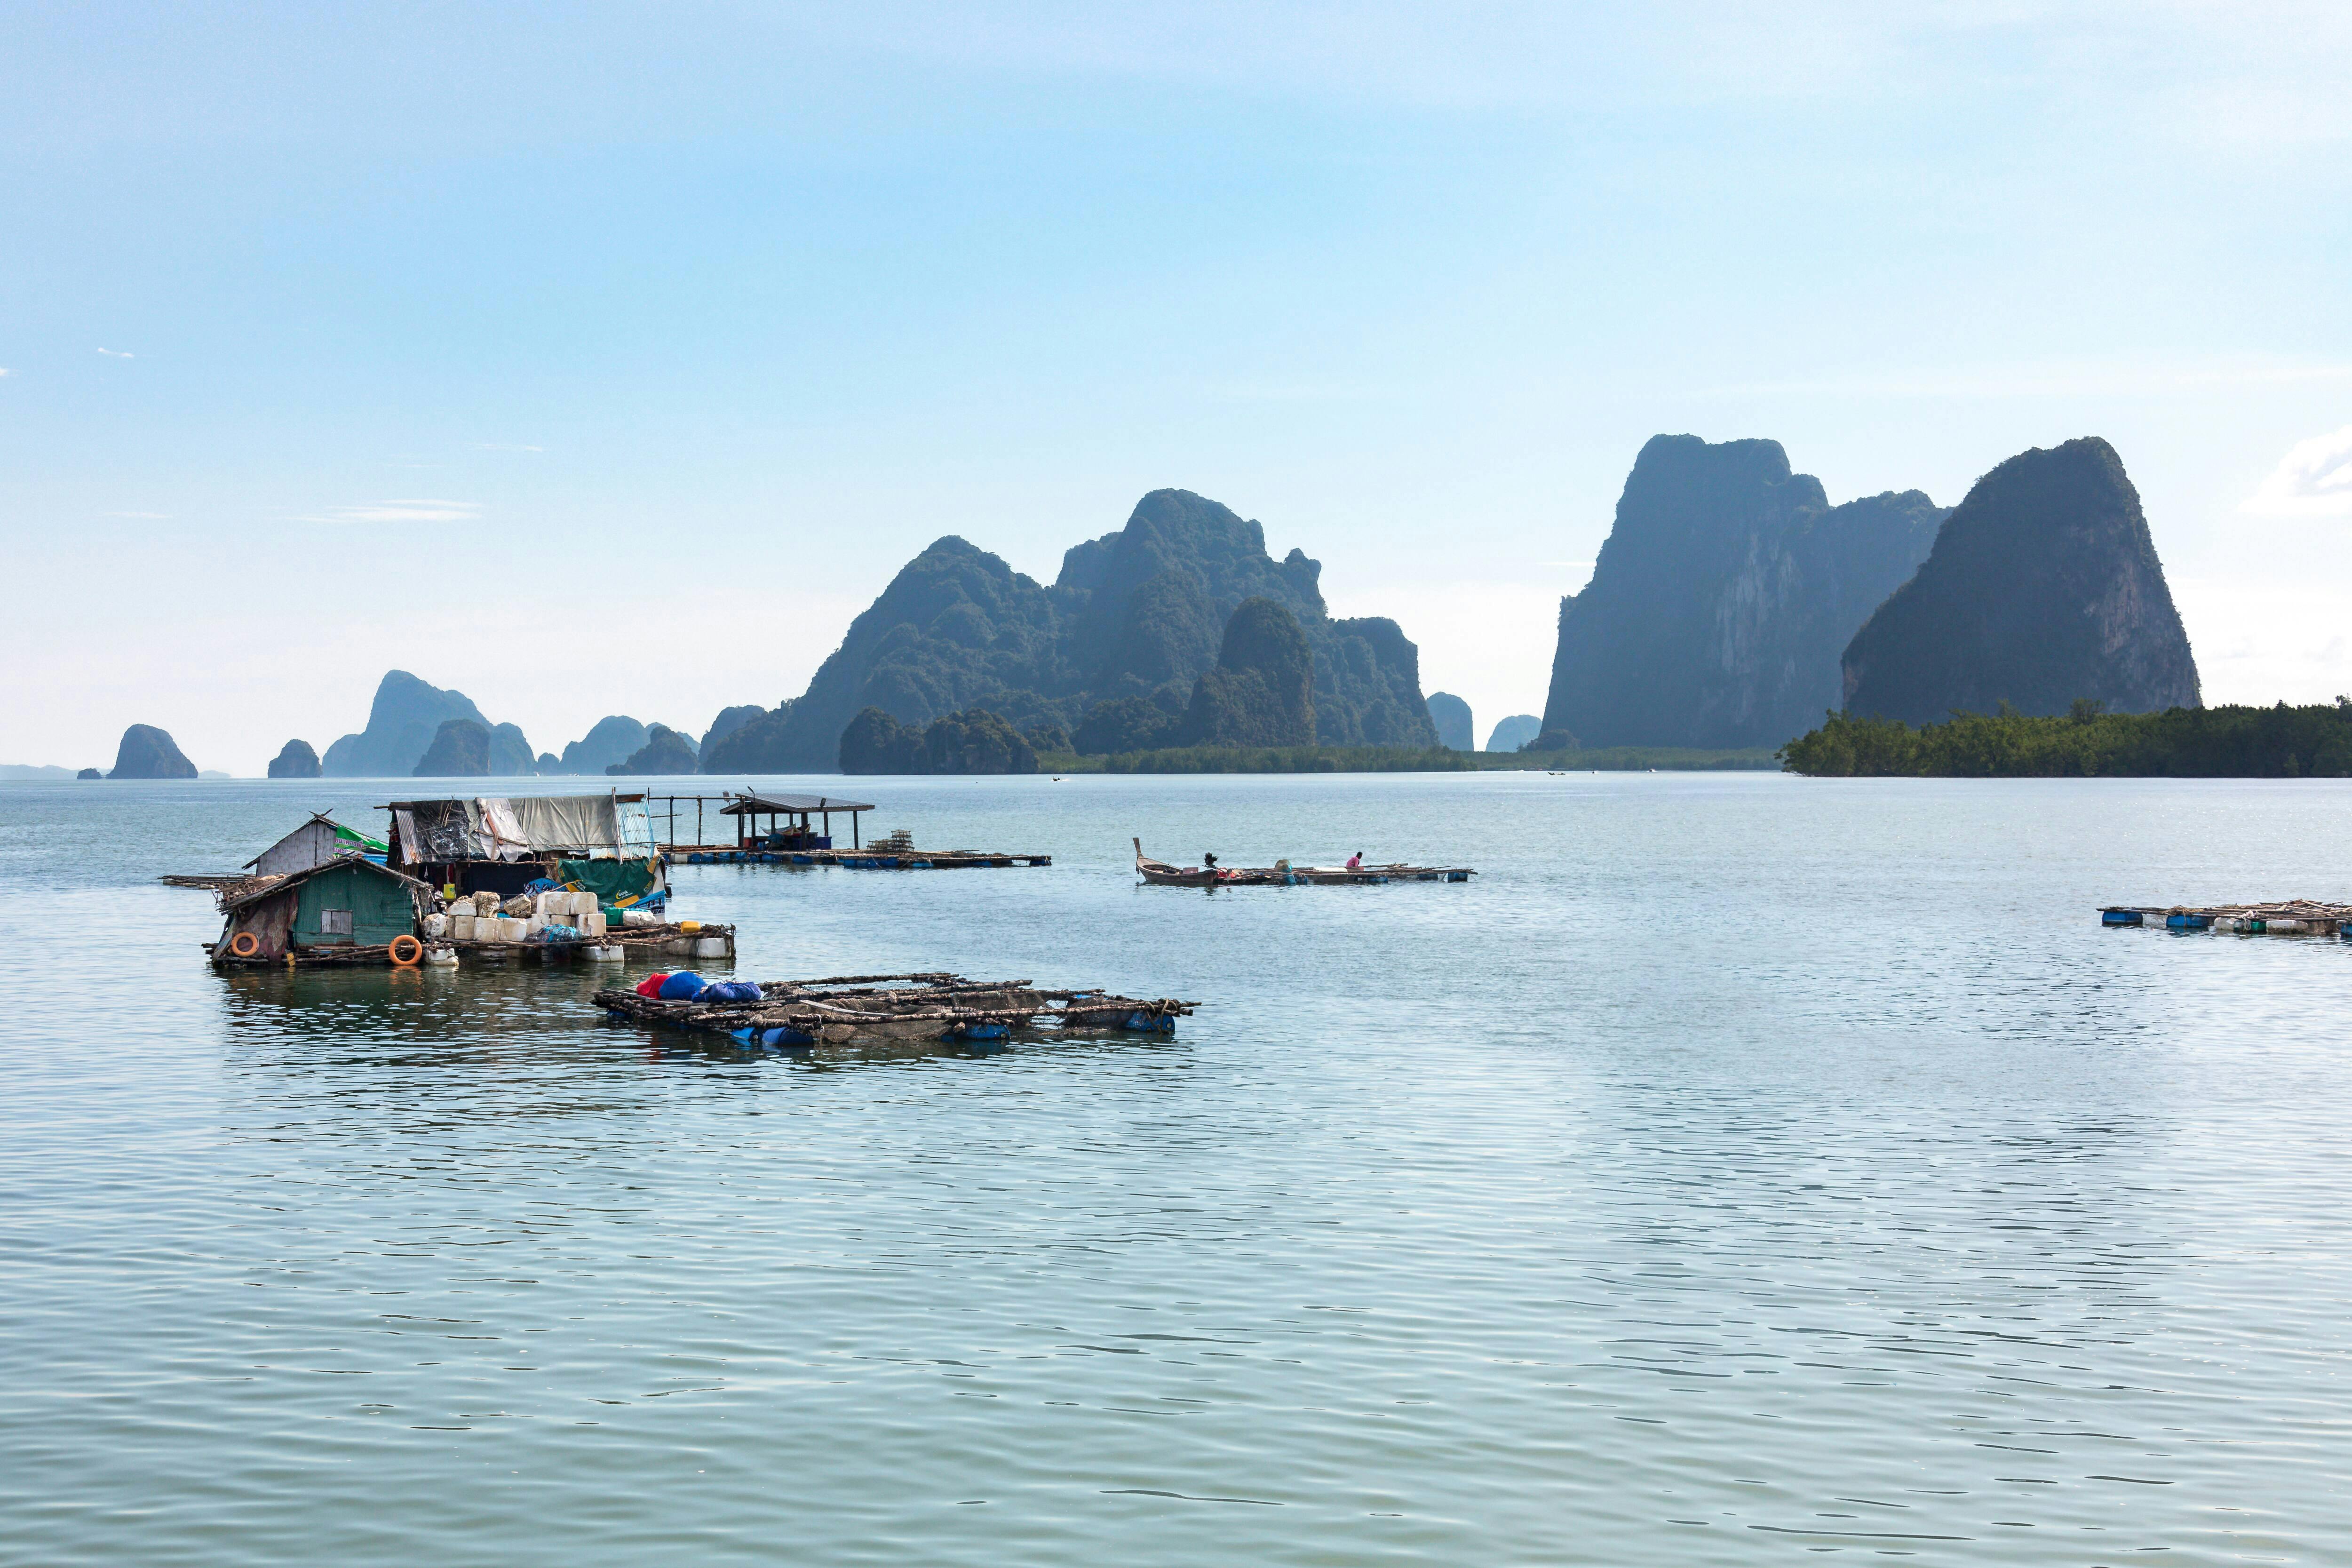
1173;597;1316;748
1780;701;2352;777
840;707;1040;775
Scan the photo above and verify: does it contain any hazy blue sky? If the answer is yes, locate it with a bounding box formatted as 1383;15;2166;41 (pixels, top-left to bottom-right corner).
5;2;2349;771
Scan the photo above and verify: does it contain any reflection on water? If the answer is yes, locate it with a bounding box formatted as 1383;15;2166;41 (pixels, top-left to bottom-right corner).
2;772;2351;1565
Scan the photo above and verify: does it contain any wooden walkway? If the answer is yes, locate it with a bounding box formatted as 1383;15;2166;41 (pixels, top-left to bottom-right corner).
673;846;1050;869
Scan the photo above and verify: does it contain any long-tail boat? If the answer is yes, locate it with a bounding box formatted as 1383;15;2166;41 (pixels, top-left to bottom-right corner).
1133;839;1472;887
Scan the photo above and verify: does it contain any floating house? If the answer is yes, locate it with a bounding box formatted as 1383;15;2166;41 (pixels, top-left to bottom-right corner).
245;812;390;877
214;856;435;961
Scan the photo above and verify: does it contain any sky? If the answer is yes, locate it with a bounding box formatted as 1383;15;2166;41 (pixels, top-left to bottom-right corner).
3;0;2349;771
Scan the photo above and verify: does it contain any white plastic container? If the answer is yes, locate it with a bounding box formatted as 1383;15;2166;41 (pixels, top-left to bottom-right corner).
694;936;731;960
584;910;607;938
423;946;459;967
449;912;476;940
587;943;625;961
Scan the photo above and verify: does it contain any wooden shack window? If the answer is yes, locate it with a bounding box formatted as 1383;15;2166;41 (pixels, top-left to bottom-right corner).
319;908;354;935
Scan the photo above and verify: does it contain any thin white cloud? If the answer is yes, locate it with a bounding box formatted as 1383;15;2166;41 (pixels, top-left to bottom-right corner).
96;347;134;358
104;510;172;519
0;367;11;376
298;498;484;524
1698;360;2352;401
475;441;544;453
2241;425;2352;520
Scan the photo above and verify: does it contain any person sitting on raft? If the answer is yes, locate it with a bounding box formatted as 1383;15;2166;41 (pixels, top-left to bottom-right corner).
1203;852;1219;871
1346;851;1364;870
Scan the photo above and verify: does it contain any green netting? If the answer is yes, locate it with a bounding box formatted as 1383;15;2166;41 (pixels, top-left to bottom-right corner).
558;857;660;906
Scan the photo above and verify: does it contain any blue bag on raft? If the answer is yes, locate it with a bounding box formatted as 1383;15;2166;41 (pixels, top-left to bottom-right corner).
699;981;762;1004
657;971;707;1001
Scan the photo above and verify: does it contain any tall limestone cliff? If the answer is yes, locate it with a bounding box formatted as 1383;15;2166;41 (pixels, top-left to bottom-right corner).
267;739;321;778
1841;438;2200;725
728;489;1439;770
1540;435;1947;749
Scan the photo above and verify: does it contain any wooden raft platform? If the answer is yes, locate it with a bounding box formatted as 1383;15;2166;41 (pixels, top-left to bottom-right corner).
2101;899;2352;934
207;922;735;969
597;972;1194;1048
446;921;735;962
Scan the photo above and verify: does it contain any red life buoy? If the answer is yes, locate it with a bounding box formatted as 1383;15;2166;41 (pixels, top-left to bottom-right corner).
230;931;261;958
389;934;423;966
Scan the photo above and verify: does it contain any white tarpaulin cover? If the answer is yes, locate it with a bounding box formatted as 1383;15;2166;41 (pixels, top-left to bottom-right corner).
394;795;643;862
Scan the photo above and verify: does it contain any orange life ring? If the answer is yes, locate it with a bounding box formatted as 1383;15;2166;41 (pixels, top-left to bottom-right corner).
389;934;423;966
230;931;260;958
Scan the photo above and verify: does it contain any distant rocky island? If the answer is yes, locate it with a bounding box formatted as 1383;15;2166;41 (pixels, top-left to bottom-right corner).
268;739;321;778
1840;438;2199;724
1484;714;1540;753
704;489;1439;772
107;724;199;779
302;671;705;779
1426;693;1473;751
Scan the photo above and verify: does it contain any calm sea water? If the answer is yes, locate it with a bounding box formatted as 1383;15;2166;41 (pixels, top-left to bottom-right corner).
3;771;2350;1564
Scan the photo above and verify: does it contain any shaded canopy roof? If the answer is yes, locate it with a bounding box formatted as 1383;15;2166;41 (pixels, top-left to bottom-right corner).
381;794;656;861
719;794;874;816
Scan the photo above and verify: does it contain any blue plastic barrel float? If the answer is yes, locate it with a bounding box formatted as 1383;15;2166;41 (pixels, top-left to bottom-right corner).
2101;909;2143;926
729;1025;816;1050
946;1022;1011;1051
1122;1011;1176;1034
2165;912;2212;930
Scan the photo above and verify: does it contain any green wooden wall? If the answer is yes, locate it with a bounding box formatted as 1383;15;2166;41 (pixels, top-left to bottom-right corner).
292;864;416;948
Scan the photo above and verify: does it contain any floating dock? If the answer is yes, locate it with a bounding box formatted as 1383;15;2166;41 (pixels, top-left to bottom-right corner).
596;972;1193;1049
675;845;1050;869
2100;900;2352;935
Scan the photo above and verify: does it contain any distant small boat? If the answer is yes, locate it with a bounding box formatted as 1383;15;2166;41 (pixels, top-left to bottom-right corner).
1134;839;1472;887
